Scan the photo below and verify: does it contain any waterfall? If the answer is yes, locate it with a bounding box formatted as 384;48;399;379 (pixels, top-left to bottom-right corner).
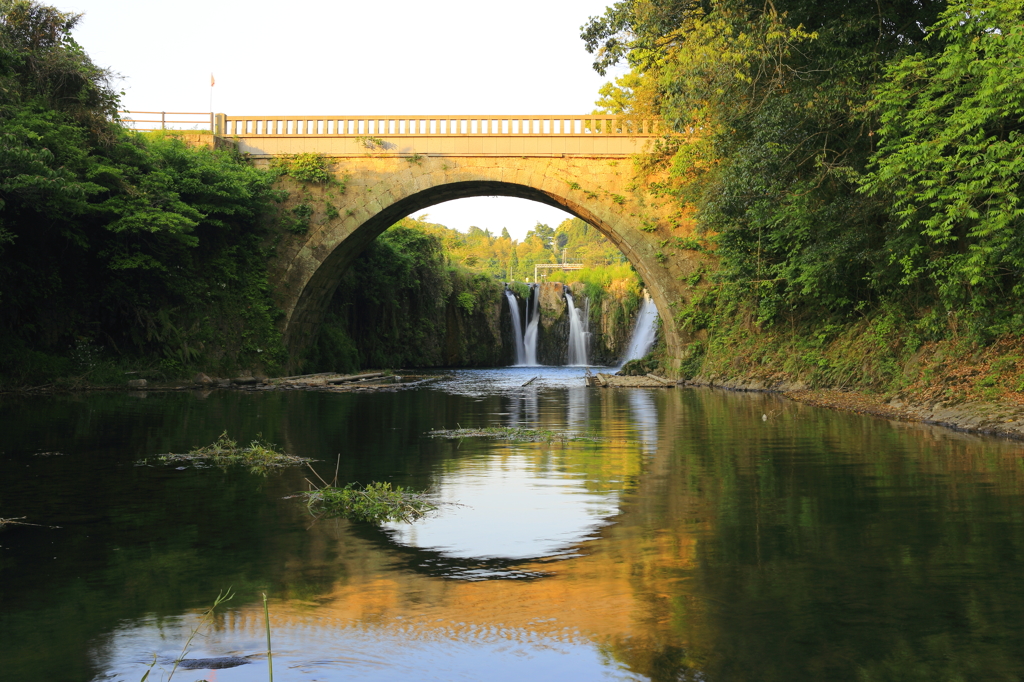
523;284;540;366
504;289;527;366
620;291;659;365
565;291;590;366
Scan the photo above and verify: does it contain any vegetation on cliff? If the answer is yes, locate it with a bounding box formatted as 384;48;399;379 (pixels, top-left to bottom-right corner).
417;215;650;364
585;0;1024;401
306;219;511;372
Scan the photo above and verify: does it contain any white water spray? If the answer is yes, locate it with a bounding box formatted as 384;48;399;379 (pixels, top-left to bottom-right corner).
523;284;541;366
620;291;659;365
504;289;527;366
565;291;590;366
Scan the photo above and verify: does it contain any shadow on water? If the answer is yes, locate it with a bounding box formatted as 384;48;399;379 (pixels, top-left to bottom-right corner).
2;372;1024;681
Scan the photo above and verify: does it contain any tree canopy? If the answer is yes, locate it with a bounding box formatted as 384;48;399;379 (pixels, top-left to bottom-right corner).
0;0;284;383
583;0;1023;341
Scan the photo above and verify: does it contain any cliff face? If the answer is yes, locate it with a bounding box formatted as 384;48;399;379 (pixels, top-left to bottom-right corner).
309;269;513;372
531;281;646;367
310;256;649;372
585;280;644;367
537;283;570;365
442;289;515;367
305;230;514;372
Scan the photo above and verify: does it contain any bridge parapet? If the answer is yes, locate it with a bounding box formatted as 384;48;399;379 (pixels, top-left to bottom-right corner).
217;114;661;158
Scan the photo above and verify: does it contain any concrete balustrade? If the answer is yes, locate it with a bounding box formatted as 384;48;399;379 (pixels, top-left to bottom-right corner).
216;114;661;158
219;115;660;137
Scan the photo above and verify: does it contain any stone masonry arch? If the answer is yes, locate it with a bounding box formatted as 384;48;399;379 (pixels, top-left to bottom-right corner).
267;154;704;374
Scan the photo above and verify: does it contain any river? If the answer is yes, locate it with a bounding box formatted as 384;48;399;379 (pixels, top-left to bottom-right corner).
2;367;1024;681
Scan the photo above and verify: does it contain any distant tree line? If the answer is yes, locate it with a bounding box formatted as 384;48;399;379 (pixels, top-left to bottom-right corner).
406;215;628;282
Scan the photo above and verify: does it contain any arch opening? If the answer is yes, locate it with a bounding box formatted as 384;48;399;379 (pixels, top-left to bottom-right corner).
280;176;684;373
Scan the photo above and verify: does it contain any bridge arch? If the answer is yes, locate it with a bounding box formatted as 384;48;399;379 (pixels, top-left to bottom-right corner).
269;155;698;373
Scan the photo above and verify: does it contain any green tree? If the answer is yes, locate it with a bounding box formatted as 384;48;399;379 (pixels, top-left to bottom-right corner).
525;222;554;251
0;1;285;382
581;0;945;324
553;218;621;266
507;240;519;281
515;235;554;280
0;0;119;134
861;0;1024;334
593;71;645;115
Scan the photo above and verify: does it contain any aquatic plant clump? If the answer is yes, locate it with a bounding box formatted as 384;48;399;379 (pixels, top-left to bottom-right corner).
0;516;57;530
146;432;314;472
428;426;604;443
302;482;438;523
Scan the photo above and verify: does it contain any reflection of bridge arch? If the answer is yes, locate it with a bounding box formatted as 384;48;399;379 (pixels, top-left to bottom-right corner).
232;115;704;372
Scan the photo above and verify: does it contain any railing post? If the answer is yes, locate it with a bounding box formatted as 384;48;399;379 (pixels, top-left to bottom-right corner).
161;111;165;130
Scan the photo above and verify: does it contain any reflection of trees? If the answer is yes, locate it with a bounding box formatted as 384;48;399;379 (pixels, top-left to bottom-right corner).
1;387;655;678
600;390;1024;681
8;388;1024;681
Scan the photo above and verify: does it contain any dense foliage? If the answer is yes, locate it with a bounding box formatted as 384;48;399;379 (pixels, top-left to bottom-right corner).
584;0;1024;387
0;0;285;385
862;0;1024;336
308;221;510;372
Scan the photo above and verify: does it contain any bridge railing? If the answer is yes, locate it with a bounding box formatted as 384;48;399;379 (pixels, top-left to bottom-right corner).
218;115;661;137
119;111;214;132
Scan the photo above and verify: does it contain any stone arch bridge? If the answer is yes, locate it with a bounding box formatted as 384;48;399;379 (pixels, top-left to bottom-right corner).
219;113;701;373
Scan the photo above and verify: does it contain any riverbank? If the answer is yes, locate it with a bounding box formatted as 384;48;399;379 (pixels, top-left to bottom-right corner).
9;363;1024;443
683;375;1024;441
668;303;1024;442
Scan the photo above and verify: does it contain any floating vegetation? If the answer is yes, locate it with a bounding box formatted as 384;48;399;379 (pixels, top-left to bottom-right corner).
427;426;604;443
142;432;314;474
302;481;438;524
0;516;58;530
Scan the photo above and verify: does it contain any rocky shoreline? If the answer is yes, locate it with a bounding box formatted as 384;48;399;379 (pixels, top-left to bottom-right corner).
684;375;1024;442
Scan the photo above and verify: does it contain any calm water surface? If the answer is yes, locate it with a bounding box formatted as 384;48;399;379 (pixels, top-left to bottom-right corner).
3;367;1024;681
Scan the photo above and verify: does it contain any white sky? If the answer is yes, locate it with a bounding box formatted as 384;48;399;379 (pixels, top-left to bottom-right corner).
67;0;624;241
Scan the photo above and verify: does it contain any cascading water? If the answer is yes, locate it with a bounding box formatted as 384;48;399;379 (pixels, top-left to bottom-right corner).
504;289;527;366
523;284;541;366
620;291;659;365
565;291;590;366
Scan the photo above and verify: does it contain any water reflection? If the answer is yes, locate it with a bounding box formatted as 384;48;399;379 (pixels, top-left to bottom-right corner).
566;386;590;432
625;389;659;455
382;449;619;567
3;374;1024;682
505;387;540;426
